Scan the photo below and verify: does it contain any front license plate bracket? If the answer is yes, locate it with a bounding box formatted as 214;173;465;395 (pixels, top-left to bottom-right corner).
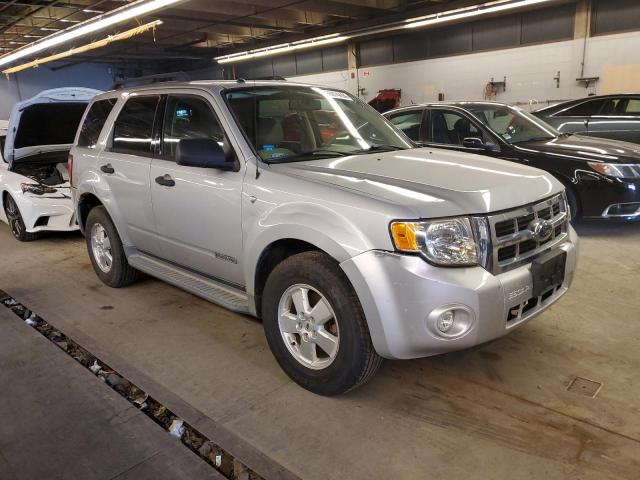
531;250;566;298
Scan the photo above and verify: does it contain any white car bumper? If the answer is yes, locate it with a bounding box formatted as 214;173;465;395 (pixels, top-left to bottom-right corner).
15;193;77;232
341;226;579;360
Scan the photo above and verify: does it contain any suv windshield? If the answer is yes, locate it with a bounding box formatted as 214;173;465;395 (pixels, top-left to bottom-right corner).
467;104;559;144
224;85;412;162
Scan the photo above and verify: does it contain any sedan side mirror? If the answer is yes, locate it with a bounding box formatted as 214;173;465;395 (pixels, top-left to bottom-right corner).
176;138;238;171
462;137;486;149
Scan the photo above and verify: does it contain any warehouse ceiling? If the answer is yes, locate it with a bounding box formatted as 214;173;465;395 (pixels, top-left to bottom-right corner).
0;0;505;70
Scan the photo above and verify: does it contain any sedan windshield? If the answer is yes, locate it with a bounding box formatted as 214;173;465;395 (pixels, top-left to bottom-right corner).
224;85;412;162
467;104;559;144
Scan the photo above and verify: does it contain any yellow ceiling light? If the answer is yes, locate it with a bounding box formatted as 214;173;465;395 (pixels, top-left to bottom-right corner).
2;20;162;75
0;0;182;69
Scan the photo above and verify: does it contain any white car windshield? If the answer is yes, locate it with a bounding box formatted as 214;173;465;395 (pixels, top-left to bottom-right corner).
225;85;413;162
467;104;560;144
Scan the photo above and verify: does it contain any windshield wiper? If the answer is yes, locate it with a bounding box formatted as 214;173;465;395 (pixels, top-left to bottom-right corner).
352;144;406;154
267;149;351;163
511;137;554;144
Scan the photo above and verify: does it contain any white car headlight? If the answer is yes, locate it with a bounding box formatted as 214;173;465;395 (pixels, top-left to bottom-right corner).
588;163;640;178
20;183;58;195
390;218;479;266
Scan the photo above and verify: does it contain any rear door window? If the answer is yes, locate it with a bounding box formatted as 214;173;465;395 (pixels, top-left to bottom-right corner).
112;96;160;156
77;98;116;148
161;95;224;160
387;110;423;141
559;99;607;117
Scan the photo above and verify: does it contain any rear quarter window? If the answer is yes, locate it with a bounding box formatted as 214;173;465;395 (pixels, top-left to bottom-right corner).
77;98;116;148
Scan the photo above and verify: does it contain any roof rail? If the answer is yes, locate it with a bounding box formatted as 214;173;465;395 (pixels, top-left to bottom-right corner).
112;71;190;90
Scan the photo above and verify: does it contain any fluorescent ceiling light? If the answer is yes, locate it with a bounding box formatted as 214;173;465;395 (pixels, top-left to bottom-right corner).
0;0;182;69
405;0;553;29
215;33;348;64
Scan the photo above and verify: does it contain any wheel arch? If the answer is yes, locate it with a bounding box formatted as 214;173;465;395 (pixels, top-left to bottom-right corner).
252;238;327;318
77;192;104;234
548;170;581;219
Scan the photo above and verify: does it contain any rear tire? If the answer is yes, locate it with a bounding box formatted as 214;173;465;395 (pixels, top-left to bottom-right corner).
3;195;38;242
262;251;382;396
85;206;139;288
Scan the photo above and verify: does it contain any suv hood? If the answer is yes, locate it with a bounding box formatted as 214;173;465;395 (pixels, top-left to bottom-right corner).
4;87;101;167
274;147;562;217
514;134;640;163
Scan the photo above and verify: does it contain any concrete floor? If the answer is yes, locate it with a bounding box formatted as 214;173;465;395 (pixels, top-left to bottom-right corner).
0;222;639;479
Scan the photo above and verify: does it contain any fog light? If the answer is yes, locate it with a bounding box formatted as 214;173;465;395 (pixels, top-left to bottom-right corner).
426;304;475;340
437;310;455;333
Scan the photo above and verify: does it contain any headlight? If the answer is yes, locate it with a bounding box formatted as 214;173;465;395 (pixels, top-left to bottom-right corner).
390;218;479;266
20;183;57;195
588;163;640;178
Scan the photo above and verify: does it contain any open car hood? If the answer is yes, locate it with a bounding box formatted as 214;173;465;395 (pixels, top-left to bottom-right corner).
4;87;101;167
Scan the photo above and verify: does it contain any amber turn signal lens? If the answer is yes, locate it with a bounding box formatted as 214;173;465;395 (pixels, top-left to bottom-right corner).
390;222;420;252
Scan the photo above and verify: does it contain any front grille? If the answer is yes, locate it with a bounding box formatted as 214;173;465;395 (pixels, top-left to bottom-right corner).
484;194;569;274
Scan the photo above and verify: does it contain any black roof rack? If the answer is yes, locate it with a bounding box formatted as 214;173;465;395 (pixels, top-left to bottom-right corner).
112;71;190;90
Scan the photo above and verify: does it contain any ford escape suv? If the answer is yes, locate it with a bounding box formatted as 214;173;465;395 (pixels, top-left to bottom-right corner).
70;81;578;395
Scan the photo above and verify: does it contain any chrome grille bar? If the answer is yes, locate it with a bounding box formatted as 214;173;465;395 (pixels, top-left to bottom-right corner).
483;193;570;274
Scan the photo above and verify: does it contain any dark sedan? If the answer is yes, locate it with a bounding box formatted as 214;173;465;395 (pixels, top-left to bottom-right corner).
384;102;640;221
532;94;640;144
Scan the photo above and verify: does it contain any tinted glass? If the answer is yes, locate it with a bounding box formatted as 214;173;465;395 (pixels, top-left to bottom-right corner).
77;99;116;147
427;110;483;146
388;111;423;141
468;104;558;144
625;99;640;114
162;96;224;159
225;86;411;162
112;96;159;155
14;103;87;148
560;99;607;117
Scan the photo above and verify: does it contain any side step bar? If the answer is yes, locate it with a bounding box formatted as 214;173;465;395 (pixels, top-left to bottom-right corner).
128;253;250;314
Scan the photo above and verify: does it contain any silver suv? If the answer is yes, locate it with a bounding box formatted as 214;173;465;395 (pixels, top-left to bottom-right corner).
70;81;578;395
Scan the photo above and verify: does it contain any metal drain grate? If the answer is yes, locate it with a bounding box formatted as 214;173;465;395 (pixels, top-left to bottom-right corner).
0;291;265;480
567;376;603;398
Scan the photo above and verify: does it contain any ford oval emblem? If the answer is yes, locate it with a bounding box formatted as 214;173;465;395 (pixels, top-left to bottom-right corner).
530;219;553;242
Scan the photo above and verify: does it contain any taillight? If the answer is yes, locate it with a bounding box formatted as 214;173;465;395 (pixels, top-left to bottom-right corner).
68;154;74;187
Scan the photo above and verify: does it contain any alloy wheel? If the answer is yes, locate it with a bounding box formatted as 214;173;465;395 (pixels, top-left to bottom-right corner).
278;284;340;370
90;223;113;273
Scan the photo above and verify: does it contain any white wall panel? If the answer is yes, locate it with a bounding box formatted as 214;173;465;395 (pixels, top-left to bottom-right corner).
287;31;640;111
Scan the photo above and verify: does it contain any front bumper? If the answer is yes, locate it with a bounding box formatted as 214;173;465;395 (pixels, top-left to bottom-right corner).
340;226;578;360
19;193;78;233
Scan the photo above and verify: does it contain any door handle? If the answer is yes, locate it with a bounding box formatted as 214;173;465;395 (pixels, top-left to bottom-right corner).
155;174;175;187
100;163;115;174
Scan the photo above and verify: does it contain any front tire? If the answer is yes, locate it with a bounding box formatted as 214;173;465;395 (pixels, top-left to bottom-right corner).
85;206;139;288
262;251;382;395
4;194;38;242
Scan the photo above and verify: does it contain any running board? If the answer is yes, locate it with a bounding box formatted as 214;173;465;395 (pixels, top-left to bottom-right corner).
127;253;250;314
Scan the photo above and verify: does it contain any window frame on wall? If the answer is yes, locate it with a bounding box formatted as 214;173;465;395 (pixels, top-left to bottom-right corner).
356;4;577;68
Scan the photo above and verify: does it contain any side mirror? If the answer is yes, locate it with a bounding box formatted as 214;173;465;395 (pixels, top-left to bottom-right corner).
462;137;486;149
176;138;237;171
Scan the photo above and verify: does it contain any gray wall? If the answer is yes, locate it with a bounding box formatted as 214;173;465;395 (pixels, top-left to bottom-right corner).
0;62;114;119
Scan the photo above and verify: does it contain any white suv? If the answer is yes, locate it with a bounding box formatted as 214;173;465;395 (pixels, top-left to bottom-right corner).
70;81;578;395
